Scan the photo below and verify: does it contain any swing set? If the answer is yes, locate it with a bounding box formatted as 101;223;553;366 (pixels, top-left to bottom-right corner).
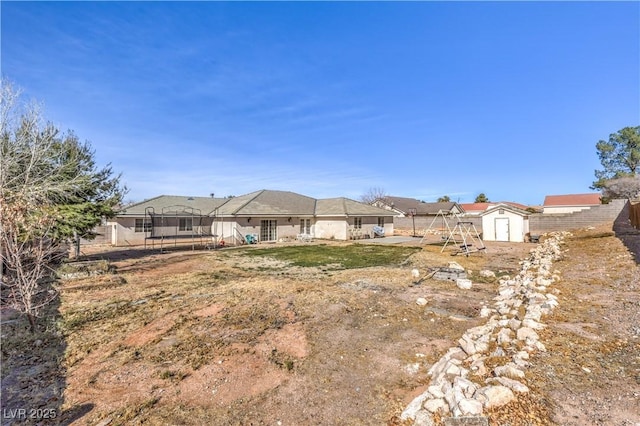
420;210;486;256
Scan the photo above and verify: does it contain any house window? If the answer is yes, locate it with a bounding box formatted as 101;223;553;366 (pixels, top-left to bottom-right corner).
135;218;152;233
179;217;193;231
260;220;277;241
353;217;362;229
377;217;385;228
300;219;311;234
499;209;505;215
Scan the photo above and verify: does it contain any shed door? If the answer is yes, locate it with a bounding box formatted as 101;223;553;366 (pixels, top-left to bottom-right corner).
495;218;510;241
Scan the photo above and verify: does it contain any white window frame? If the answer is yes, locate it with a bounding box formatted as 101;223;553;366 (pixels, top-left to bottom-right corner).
300;218;311;235
135;218;152;233
354;217;362;229
179;217;193;231
260;219;278;241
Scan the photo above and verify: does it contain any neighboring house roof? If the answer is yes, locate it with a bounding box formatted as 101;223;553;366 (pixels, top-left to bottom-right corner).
219;190;317;216
118;195;227;216
460;201;530;213
376;196;462;215
416;202;462;215
543;193;601;207
377;196;422;213
479;203;530;217
117;190;393;218
316;197;394;217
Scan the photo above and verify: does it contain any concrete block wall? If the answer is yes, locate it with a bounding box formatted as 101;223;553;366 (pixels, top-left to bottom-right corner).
395;200;629;237
529;199;628;234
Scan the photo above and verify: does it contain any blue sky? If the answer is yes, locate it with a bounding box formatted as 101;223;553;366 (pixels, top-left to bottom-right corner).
2;1;639;205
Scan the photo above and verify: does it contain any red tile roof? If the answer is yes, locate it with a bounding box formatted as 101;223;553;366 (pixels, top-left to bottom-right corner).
460;202;530;212
543;193;601;206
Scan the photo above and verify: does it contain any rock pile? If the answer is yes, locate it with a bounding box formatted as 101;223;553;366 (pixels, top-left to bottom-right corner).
401;232;569;424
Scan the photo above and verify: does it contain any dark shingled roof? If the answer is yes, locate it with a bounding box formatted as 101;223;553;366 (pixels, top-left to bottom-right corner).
117;190;394;218
220;190;317;216
316;197;393;217
118;195;227;216
378;196;460;215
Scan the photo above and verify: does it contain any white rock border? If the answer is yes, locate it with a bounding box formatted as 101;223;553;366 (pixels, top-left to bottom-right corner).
401;232;569;422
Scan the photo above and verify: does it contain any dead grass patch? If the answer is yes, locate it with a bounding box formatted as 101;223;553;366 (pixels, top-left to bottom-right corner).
3;231;633;425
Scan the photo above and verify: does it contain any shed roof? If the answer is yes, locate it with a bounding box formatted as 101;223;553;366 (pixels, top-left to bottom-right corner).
543;193;601;207
480;203;530;217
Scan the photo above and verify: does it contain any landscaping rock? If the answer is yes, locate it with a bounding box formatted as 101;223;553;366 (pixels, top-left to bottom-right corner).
456;279;473;290
494;364;525;379
401;392;431;420
458;398;484;416
496;328;513;345
448;262;465;271
479;306;494;318
479;270;496;278
402;232;568;424
516;327;539;342
477;385;515;408
491;377;530;393
414;410;436;426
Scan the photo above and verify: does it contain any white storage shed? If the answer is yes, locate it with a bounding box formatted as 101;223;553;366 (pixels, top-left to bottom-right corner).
480;204;530;243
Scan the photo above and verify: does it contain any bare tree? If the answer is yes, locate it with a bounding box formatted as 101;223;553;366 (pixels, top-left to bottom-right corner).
360;187;388;204
1;199;64;331
1;79;124;331
0;81;63;331
602;176;640;201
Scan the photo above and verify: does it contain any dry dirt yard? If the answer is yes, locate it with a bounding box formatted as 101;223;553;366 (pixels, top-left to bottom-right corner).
1;225;639;426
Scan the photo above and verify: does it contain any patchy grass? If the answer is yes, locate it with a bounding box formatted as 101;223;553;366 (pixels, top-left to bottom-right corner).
158;369;189;382
242;243;421;269
57;259;114;277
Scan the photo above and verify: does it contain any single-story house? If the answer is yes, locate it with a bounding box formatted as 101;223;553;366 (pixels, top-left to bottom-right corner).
480;203;530;243
107;190;395;246
542;193;602;214
373;196;464;217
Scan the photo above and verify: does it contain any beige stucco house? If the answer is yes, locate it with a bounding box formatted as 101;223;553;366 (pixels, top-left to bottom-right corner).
107;190;394;246
542;193;601;214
